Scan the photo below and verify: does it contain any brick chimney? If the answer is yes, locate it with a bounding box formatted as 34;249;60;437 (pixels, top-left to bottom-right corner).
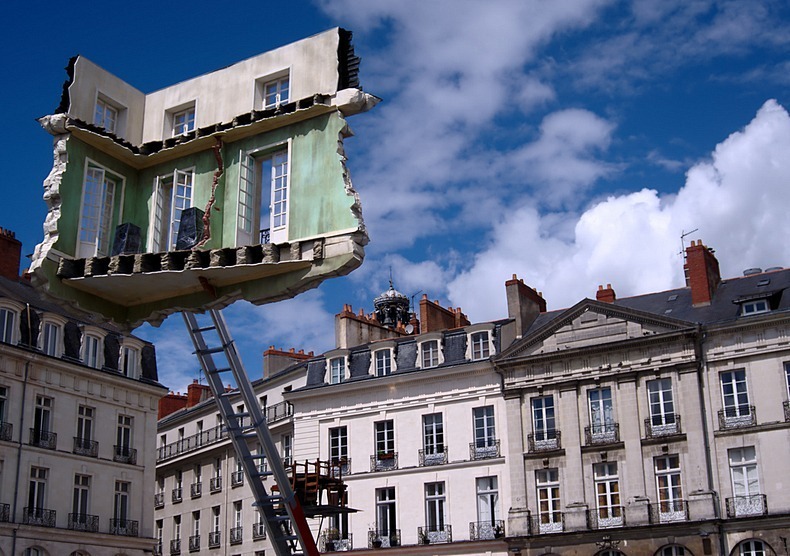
684;240;721;306
263;346;313;378
596;284;616;303
187;380;212;407
0;227;22;280
158;391;188;420
506;275;546;338
419;295;470;333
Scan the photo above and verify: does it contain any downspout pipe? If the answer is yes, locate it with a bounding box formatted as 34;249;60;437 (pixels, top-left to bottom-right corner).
11;358;31;556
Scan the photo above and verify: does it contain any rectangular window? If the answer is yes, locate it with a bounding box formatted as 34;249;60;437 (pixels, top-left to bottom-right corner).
647;378;676;426
78;165;117;257
742;299;769;315
376;487;396;535
212;506;221;532
114;481;130;522
329;357;345;384
423;413;444;455
121;347;139;378
728;446;763;517
117;415;132;454
263;76;290;108
173;515;181;540
282;434;292;465
375;349;392;376
94;98;118;133
192;510;200;536
172;107;196;136
785;362;790;399
473;406;496;448
28;467;47;511
532;396;556;442
41;322;60;356
76;405;94;441
0;385;7;424
83;335;100;368
329;427;348;462
655;455;684;521
34;396;52;434
375;420;395;455
720;369;751;418
536;469;562;532
268;150;289;230
151;169;194;252
588;387;615;437
470;331;490;360
476;476;500;526
593;462;622;526
72;474;90;518
0;308;14;343
424;482;446;532
421;340;440;368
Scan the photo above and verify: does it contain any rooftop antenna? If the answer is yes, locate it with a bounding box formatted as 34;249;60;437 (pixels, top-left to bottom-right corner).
679;228;699;260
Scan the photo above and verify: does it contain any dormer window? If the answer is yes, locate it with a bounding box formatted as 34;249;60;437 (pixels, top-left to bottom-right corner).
121;345;140;378
0;307;17;344
328;356;346;384
741;299;769;316
465;324;496;361
417;335;444;369
471;332;490;360
83;334;102;368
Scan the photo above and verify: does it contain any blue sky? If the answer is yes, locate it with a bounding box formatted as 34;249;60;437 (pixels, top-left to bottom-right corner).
2;1;790;393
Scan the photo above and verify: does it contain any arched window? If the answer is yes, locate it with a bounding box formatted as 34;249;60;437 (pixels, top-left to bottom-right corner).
739;540;768;556
70;551;91;556
23;548;46;556
657;546;689;556
597;551;626;556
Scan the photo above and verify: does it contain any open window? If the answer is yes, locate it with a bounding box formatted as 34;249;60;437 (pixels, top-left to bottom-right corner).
164;101;197;138
237;144;290;246
149;169;194;252
77;161;124;258
255;71;290;109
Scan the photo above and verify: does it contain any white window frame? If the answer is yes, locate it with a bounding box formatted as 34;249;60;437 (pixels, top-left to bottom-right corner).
0;384;7;423
588;387;615;435
0;306;17;344
165;102;197;137
738;540;767;556
28;466;48;511
375;420;395;455
593;462;622;525
473;406;496;448
375;487;397;535
114;480;130;522
40;318;64;357
424;482;446;531
192;510;201;537
647;378;676;426
476;476;500;526
329;426;348;462
532;395;556;442
76;405;94;442
150;168;194;252
237;144;291;246
73;474;91;517
729;446;760;497
117;414;133;453
741;299;769;316
720;369;751;419
536;469;562;532
255;71;290;109
374;348;393;376
94;95;120;134
326;352;348;384
82;333;103;369
417;335;444;369
34;395;52;434
120;344;141;378
423;413;444;455
655;455;684;521
77;161;124;258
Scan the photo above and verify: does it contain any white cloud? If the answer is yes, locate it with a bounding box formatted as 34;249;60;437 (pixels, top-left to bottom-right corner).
447;100;790;321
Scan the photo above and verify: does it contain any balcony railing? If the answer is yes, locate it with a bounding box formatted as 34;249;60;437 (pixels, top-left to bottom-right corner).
231;470;244;487
531;512;563;534
469;520;505;540
172;487;183;503
260;227;271;244
73;436;99;457
784;400;790;422
170;538;181;555
649;499;688;523
0;503;9;523
470;439;500;460
718;406;756;429
419;447;448;466
418;524;452;544
189;534;200;552
230;526;243;544
528;431;562;452
110;518;139;537
726;494;768;517
0;421;13;442
208;531;221;548
210;476;222;492
368;529;401;549
190;482;202;498
158;424;227;462
29;428;56;450
588;506;625;529
370;452;398;472
265;401;294;424
320;531;353;552
153;541;163;556
253;522;267;539
154;492;165;508
114;445;137;465
68;512;99;532
584;423;620;445
644;415;682;438
331;457;351;476
23;507;56;527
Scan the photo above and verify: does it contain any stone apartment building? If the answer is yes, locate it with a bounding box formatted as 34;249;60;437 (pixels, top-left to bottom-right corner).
156;240;790;556
0;227;166;556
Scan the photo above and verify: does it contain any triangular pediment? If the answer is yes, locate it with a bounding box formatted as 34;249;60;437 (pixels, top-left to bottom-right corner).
498;298;694;360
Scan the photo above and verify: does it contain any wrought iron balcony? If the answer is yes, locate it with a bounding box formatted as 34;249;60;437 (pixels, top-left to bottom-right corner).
370;452;398;472
718;406;756;429
265;400;294;423
418;524;452;544
231;470;244;487
648;499;689;523
584;423;620;445
29;428;56;450
253;522;267;539
331;457;351;476
588;506;625;529
172;487;183;503
260;227;271;244
320;530;352;552
419;447;448;466
469;520;505;540
110;518;139;536
68;512;99;532
644;415;681;438
73;436;98;457
208;530;221;548
726;494;767;517
190;482;202;498
210;476;222;492
188;534;200;552
230;525;243;544
169;538;181;555
528;431;562;452
530;512;564;534
114;445;137;465
153;541;163;556
23;506;56;527
0;503;9;523
154;492;164;508
784;400;790;422
368;529;400;549
0;421;12;442
157;424;227;462
470;439;500;460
